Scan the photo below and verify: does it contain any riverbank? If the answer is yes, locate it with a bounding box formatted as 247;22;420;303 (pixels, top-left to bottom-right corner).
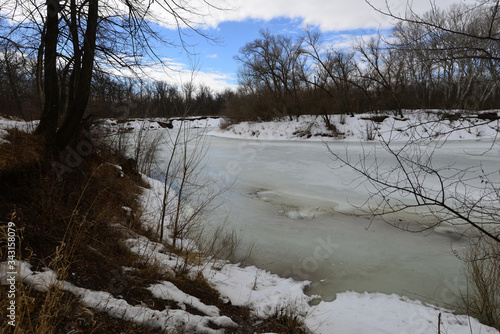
210;110;500;142
1;115;498;333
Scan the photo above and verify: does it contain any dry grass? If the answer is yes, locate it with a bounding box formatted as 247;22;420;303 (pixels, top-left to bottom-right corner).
0;130;45;183
464;237;500;330
271;304;311;334
0;129;163;333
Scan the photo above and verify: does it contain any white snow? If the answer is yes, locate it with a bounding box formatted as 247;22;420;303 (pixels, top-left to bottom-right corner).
138;175;173;238
1;260;237;333
124;236;186;277
0;117;38;143
149;281;221;317
0;129;9;144
15;261;59;292
3;255;497;333
171;117;221;129
66;281;237;333
94;116;222;134
210;110;500;142
203;263;311;319
137;175;197;250
306;291;499;334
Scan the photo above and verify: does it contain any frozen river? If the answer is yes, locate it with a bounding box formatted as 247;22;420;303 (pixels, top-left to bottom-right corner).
156;130;499;308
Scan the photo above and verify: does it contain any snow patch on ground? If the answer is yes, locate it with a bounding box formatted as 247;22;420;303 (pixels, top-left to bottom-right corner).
149;281;221;317
204;263;311;319
211;110;500;142
66;280;237;334
137;175;197;251
0;117;38;143
306;291;498;334
2;256;497;334
95;116;222;134
0;129;10;144
1;260;237;333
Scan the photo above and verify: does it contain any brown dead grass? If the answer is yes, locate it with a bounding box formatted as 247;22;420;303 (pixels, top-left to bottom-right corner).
0;129;164;333
464;238;500;330
0;130;45;188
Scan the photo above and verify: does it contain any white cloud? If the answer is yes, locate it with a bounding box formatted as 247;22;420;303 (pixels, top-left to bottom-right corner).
109;59;236;92
206;53;218;59
324;32;382;50
149;0;471;32
3;0;478;33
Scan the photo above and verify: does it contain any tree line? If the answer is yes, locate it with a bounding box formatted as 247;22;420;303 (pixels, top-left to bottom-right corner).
0;47;233;121
1;0;227;148
227;2;500;122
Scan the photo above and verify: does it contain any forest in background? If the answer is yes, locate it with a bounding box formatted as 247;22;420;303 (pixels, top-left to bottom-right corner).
1;3;500;123
228;3;500;122
0;53;234;120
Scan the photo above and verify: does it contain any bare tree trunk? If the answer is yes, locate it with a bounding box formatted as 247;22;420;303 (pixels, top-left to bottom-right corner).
3;48;25;119
36;30;45;111
35;0;60;141
66;0;81;118
56;0;98;148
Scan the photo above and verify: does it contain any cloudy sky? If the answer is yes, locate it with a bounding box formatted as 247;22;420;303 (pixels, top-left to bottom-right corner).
143;0;467;91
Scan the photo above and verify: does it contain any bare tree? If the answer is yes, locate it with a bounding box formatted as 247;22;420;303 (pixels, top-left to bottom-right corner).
302;28;368;121
329;125;500;242
1;0;221;148
366;0;500;110
234;30;307;120
0;40;41;119
355;37;408;116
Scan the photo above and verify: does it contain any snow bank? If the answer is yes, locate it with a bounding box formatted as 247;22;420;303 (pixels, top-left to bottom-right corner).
66;283;237;333
138;175;175;241
0;129;10;144
95;116;222;134
137;175;197;250
211;110;500;142
0;117;38;143
204;263;311;319
171;117;221;129
2;259;497;333
306;291;498;334
149;281;221;317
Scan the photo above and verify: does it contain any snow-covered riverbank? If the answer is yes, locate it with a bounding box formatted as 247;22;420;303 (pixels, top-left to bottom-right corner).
210;110;500;142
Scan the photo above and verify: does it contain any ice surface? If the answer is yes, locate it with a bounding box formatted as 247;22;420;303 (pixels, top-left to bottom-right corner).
183;132;499;309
